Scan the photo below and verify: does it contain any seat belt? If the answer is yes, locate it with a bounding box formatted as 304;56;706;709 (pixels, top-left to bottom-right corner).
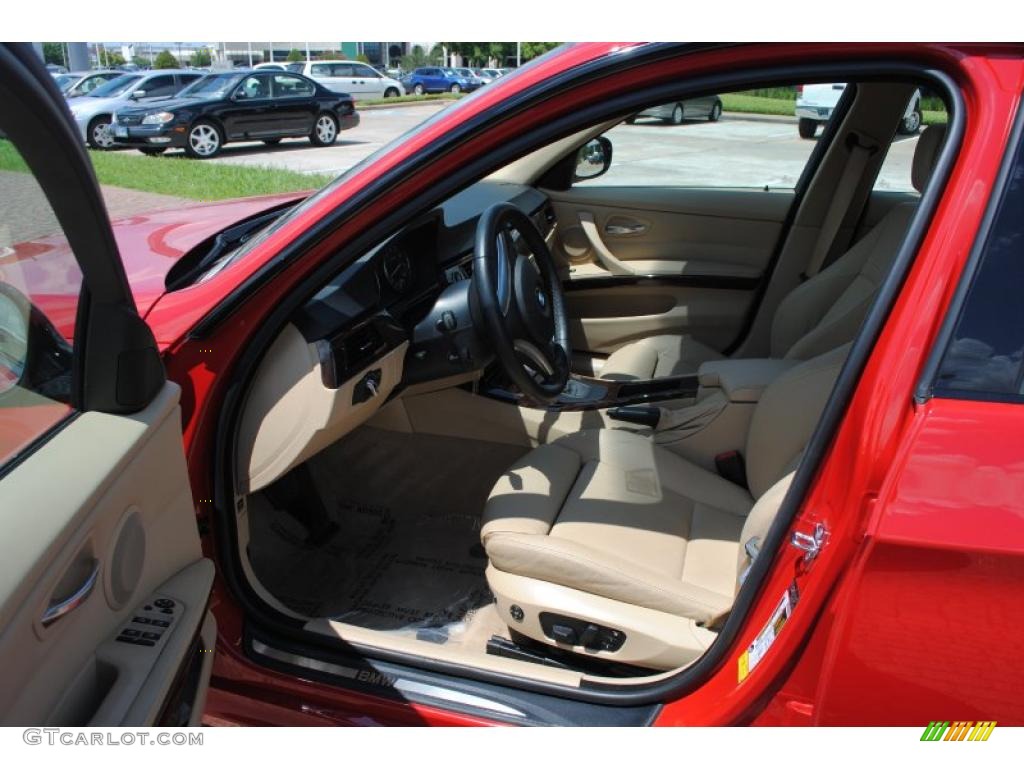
802;132;879;280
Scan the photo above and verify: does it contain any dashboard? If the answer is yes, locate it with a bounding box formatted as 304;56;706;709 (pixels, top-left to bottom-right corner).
237;181;555;493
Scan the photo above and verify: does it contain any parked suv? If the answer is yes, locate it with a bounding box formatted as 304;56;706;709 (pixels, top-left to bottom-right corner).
796;82;922;138
401;67;482;95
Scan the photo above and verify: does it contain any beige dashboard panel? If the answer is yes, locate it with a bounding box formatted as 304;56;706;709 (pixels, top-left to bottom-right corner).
237;323;407;493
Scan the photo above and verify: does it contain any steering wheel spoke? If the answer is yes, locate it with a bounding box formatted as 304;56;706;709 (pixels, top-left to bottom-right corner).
472;203;572;403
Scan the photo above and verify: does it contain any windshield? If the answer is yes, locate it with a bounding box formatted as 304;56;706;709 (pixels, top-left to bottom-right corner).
88;74;143;98
179;73;239;98
224;45;573;269
53;74;77;89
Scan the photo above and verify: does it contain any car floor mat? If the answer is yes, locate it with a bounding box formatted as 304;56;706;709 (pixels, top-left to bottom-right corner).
246;427;527;636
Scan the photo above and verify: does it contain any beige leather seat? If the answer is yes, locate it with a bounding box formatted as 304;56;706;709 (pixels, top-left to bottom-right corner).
598;125;945;381
482;344;848;669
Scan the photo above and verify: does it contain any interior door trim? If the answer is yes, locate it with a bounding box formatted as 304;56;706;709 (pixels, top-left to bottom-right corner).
564;273;761;292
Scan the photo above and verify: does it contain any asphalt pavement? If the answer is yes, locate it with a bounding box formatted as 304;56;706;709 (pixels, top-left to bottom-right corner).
205;105;920;193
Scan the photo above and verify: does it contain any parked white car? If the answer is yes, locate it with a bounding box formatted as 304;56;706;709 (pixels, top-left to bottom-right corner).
796;83;923;138
279;60;405;99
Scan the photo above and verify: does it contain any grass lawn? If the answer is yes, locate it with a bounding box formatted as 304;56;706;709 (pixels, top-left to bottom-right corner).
721;93;947;126
0;139;331;200
357;93;462;107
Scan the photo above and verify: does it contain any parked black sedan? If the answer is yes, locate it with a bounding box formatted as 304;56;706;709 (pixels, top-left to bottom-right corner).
111;70;359;158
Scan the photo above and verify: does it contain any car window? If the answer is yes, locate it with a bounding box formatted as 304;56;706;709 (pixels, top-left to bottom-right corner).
577;87;819;189
932;127;1024;400
0;136;79;468
331;64;355;77
354;65;378;78
311;63;333;77
88;74;143;98
874;93;948;192
139;74;177;97
271;74;315;98
235;74;271;100
177;74;203;90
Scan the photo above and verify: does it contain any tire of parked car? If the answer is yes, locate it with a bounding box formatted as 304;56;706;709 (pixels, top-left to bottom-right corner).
138;148;166;156
413;83;425;95
310;112;339;147
798;118;818;139
86;115;115;150
898;103;922;135
185;120;223;159
709;101;722;122
450;83;462;94
669;104;684;125
384;87;400;98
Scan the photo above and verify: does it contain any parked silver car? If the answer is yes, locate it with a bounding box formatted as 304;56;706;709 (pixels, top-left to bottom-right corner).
628;94;723;125
53;70;121;98
66;70;203;148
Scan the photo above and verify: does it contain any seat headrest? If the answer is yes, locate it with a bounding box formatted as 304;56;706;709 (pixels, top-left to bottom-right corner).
912;124;946;193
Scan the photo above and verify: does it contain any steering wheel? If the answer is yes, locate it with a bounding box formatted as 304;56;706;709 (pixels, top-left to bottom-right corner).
472;202;571;403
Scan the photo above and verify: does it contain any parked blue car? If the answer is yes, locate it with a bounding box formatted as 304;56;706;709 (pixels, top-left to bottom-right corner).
400;67;482;95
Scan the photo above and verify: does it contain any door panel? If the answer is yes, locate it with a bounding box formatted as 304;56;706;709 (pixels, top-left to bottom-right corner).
547;187;792;355
0;43;213;727
0;383;212;725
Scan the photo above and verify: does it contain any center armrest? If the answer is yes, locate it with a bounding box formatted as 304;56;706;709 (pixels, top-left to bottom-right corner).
697;358;801;403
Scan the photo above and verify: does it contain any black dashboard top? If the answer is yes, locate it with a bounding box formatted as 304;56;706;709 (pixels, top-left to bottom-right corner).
292;181;551;343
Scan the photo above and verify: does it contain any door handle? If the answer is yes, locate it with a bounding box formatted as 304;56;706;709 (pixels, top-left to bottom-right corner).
605;223;647;235
577;212;636;276
41;559;100;628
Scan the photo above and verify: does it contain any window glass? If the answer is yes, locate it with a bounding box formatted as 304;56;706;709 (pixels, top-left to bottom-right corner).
874;90;948;192
933;129;1024;399
235;75;270;100
272;74;315;98
140;75;176;97
0;138;79;467
577;87;820;188
331;64;355;77
354;65;378;78
311;63;332;77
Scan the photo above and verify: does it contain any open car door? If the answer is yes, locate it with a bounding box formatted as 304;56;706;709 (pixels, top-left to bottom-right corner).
0;44;215;726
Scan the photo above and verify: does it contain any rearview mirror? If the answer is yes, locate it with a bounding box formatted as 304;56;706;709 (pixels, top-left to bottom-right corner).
573;136;613;182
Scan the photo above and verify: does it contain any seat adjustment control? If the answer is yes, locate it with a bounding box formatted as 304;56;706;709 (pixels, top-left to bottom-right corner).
550;624;577;645
539;613;627;653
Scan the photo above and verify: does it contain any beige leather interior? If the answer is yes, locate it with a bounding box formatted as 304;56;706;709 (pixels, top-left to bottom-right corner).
548;189;792;359
238;323;407;493
481;345;849;668
598;122;945;381
0;383;214;725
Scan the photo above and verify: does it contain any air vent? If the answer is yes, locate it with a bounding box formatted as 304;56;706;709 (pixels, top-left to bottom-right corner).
340;324;386;374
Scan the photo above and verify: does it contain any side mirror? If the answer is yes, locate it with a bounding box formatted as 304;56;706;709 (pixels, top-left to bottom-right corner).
0;283;72;400
131;89;147;99
573;136;613;182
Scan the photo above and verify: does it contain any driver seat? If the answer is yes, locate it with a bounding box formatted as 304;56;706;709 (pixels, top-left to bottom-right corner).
481;344;848;670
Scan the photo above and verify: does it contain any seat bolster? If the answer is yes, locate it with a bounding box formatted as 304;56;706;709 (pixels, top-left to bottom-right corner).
481;443;582;541
600;335;723;381
484;532;734;625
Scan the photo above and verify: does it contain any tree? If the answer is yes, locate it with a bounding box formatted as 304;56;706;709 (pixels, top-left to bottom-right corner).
286;48;304;63
132;55;150;68
190;48;212;67
399;44;428;71
153;50;179;69
42;42;65;67
355;53;371;64
105;50;126;67
520;42;560;62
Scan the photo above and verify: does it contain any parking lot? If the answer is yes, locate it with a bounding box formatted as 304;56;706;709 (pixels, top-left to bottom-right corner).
203;105;920;192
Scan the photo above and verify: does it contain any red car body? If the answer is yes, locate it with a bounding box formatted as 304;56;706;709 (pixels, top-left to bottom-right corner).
11;42;1023;726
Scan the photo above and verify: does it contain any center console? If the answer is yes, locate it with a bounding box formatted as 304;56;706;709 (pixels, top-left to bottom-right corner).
481;371;700;411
